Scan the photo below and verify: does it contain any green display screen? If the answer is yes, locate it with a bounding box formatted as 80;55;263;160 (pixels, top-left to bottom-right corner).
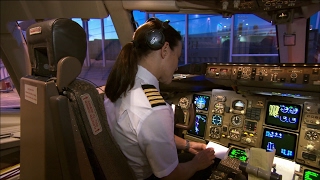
304;169;320;180
228;147;247;162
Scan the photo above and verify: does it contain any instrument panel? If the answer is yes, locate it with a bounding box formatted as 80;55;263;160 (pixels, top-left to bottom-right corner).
171;89;320;170
169;63;320;170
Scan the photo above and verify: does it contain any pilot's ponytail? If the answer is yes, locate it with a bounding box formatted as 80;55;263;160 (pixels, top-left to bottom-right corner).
105;42;138;102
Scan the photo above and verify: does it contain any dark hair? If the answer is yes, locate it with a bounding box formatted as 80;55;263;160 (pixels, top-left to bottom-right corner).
105;18;182;102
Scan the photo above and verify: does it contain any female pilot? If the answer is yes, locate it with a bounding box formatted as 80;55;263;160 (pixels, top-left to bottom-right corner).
104;17;215;180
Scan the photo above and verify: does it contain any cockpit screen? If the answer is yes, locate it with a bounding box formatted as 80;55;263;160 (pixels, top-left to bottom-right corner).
228;147;247;162
261;128;297;160
304;169;320;180
265;101;301;130
188;114;207;139
193;94;210;111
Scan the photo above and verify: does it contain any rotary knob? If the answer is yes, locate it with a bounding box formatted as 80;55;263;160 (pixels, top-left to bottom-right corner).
306;144;315;151
245;138;252;143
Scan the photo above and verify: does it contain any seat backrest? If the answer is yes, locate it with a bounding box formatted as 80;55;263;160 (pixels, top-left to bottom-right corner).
21;18;136;180
58;79;136;179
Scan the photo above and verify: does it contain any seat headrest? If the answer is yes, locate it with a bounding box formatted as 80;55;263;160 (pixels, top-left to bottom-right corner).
26;18;87;77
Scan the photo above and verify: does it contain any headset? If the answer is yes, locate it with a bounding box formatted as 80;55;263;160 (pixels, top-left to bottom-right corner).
145;17;170;50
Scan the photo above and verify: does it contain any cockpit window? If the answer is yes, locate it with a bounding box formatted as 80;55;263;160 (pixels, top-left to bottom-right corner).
2;17;120;110
72;17;120;87
134;12;279;64
232;14;278;63
306;11;320;63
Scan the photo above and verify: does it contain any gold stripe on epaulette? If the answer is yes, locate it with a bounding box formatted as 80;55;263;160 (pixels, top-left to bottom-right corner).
143;88;158;93
145;92;161;97
141;84;166;107
150;99;166;105
147;95;163;101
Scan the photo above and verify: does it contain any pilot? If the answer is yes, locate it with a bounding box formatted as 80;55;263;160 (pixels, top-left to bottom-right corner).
104;17;216;180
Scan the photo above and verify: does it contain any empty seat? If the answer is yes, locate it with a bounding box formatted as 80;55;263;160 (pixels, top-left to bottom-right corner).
21;18;136;180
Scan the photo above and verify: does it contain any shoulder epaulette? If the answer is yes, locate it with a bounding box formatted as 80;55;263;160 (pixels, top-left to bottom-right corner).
141;84;166;108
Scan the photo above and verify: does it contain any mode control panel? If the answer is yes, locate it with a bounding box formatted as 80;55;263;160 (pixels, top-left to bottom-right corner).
205;64;320;93
230;66;319;85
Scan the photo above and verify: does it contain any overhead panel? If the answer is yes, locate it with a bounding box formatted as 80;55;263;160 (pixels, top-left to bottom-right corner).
179;0;319;14
1;1;109;22
177;0;320;23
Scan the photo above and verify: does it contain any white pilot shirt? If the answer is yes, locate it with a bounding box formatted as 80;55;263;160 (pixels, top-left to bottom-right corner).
104;65;178;180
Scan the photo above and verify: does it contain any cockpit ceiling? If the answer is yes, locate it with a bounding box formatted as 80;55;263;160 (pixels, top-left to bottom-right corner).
0;1;109;22
1;0;319;22
123;0;319;21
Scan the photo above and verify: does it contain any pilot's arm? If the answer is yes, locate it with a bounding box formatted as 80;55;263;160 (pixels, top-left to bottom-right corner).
174;135;207;154
138;107;215;180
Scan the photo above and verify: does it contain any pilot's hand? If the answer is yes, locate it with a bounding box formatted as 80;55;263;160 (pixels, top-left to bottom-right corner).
192;147;215;171
189;142;206;154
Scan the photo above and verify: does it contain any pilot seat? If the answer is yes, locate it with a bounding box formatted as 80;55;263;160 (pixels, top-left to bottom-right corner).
20;18;136;180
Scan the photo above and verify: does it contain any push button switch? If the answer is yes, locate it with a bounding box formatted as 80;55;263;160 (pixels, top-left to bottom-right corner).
303;74;309;83
302;152;309;159
309;154;317;161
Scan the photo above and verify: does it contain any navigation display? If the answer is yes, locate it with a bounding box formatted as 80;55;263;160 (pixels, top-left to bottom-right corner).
265;101;301;130
193;94;210;111
188;114;207;138
304;169;320;180
261;128;297;160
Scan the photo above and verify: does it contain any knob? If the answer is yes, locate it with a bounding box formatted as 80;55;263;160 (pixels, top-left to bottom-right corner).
306;144;315;151
290;73;297;78
245;138;252;143
306;106;311;111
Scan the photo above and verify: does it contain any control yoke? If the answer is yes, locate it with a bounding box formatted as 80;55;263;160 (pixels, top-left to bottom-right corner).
175;103;195;130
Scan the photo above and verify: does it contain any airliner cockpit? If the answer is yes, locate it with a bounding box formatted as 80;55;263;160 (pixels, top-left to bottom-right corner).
0;0;319;180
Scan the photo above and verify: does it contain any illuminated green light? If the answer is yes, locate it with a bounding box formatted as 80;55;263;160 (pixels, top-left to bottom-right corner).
304;170;320;180
228;148;247;162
